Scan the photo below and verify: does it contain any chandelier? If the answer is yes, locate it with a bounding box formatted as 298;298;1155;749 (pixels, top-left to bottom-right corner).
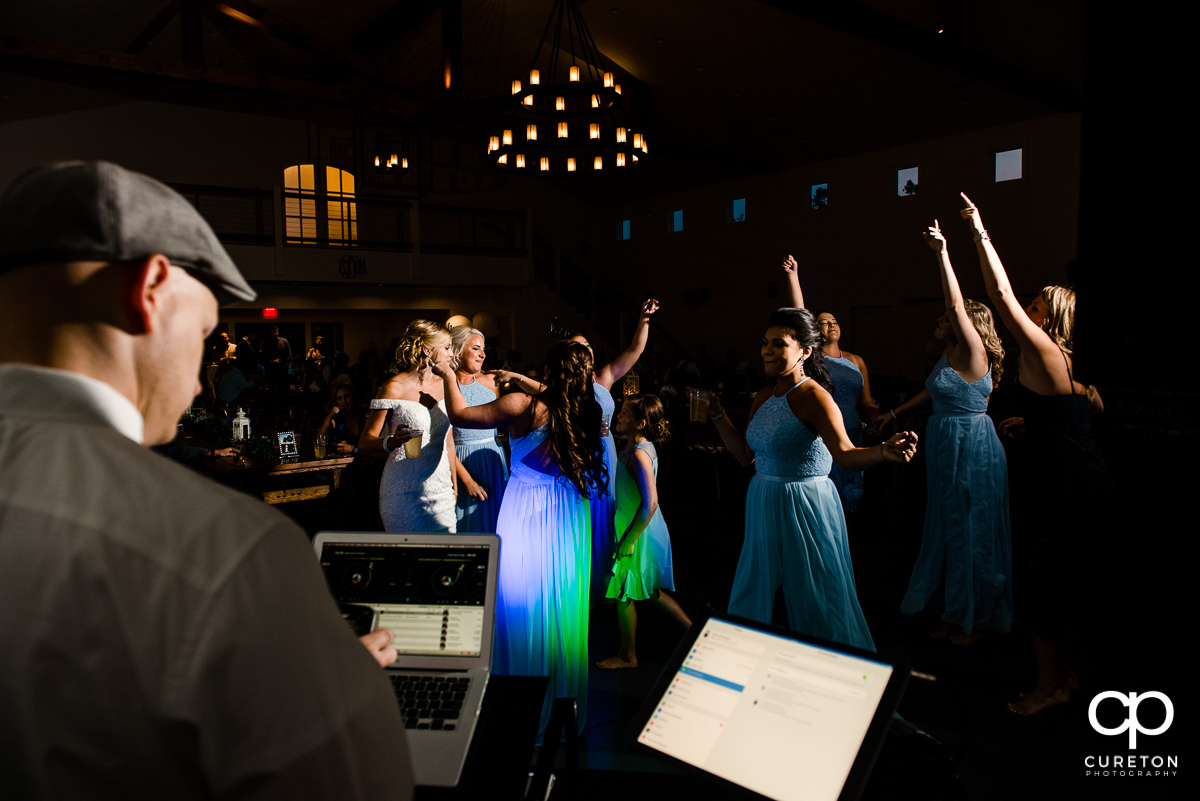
487;0;647;174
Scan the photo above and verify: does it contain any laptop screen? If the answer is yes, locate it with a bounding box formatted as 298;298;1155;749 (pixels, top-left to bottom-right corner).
634;615;902;801
317;540;491;658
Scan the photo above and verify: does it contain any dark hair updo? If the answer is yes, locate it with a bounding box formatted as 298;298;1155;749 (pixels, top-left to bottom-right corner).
622;394;671;445
764;307;834;394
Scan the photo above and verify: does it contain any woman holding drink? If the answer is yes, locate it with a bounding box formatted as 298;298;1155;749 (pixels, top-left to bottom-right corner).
360;321;458;533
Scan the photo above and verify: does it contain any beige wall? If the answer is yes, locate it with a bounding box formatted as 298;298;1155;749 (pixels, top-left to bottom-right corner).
587;113;1082;383
0;101;1081;383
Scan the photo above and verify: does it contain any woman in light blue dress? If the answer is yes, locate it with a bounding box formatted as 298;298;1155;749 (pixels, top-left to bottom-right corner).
434;340;606;737
450;326;508;532
558;299;660;603
880;220;1012;644
781;255;880;514
706;308;917;652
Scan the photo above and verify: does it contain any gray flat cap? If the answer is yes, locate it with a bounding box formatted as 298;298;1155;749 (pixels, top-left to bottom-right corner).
0;160;256;304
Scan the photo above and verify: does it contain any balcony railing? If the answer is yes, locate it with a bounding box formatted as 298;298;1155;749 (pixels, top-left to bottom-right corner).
172;183;527;258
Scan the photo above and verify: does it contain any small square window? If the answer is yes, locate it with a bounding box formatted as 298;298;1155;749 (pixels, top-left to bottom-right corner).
672;209;684;232
619;219;631;240
896;167;919;197
810;183;829;211
993;148;1022;182
730;197;746;222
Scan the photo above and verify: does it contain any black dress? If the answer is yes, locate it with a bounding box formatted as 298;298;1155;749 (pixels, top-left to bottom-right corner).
1007;372;1109;635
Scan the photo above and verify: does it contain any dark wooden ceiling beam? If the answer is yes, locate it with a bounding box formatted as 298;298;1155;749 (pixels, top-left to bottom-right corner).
757;0;1078;111
124;0;181;55
0;35;432;117
348;0;444;58
203;0;410;93
182;0;204;65
203;5;298;76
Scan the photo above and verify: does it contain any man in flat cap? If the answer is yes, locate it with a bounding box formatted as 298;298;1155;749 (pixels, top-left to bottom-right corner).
0;162;412;799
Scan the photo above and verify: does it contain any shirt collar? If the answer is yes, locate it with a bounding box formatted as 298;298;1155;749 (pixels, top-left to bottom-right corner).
0;364;146;443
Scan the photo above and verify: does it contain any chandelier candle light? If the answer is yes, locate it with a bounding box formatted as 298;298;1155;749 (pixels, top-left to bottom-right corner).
487;0;648;175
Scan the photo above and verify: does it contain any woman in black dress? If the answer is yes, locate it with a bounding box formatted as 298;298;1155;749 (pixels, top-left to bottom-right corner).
963;193;1108;716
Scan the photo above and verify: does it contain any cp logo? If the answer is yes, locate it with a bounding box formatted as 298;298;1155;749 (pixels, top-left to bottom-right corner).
1088;691;1173;749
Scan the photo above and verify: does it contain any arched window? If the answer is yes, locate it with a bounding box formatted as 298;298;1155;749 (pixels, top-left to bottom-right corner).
283;165;357;246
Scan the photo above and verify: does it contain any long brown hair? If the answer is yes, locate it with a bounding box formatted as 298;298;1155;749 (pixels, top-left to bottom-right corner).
963;299;1005;388
538;340;607;497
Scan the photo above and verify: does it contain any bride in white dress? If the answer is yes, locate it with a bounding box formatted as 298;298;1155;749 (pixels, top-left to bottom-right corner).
359;320;458;532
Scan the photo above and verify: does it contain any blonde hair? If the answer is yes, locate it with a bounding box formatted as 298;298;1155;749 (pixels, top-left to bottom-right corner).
450;325;485;371
393;320;451;374
963;299;1005;388
1039;285;1076;355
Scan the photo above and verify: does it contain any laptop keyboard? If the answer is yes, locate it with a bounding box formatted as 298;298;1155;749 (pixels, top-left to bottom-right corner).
390;674;471;731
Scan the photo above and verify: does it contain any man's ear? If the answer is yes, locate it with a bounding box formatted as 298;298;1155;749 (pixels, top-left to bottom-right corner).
128;255;172;335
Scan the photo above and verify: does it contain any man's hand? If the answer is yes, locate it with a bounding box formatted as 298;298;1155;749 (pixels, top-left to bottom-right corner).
359;628;397;668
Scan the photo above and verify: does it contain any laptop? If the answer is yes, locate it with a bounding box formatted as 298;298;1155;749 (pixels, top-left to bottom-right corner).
629;610;909;801
312;532;500;788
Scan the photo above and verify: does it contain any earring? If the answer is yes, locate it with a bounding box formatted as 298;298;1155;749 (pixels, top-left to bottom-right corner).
797;357;807;379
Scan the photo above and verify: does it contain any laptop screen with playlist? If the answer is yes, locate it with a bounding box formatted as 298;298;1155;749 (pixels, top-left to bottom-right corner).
318;540;490;658
634;616;898;801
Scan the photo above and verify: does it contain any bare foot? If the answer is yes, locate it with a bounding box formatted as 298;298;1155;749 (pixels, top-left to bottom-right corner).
594;655;638;670
950;630;989;646
1008;683;1071;716
930;622;954;640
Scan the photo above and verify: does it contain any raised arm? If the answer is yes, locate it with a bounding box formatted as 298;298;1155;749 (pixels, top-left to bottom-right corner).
961;194;1061;363
783;254;804;308
485;369;545;396
316;405;339;439
596;298;659;388
435;361;532;429
926;219;988;379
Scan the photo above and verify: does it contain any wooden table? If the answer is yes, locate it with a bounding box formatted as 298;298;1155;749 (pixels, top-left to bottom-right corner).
209;455;355;505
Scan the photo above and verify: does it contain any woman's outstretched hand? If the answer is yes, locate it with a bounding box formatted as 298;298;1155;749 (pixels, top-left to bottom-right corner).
782;254;798;276
998;416;1026;438
924;219;947;253
959;192;985;235
641;298;660;317
881;431;919;464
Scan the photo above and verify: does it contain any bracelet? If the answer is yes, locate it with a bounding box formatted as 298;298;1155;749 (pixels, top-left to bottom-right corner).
973;229;991;243
890;409;897;421
382;435;394;454
709;410;725;422
879;443;886;461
